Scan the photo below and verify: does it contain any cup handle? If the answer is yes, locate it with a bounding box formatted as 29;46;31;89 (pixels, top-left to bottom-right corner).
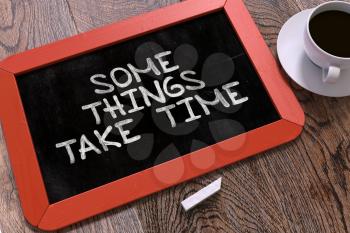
322;65;341;83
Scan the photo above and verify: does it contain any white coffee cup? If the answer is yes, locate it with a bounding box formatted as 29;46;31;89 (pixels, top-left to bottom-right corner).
304;1;350;83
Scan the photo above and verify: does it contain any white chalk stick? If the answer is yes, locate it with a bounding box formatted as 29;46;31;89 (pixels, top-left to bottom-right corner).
181;177;222;211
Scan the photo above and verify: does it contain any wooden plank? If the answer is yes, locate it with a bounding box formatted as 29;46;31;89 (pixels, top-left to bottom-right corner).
0;1;177;232
243;1;350;231
58;206;144;233
0;0;75;232
0;0;77;60
0;1;145;232
135;0;350;232
1;0;350;232
66;0;181;33
0;1;77;232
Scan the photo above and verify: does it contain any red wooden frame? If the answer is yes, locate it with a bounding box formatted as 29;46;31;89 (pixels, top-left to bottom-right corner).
0;0;304;230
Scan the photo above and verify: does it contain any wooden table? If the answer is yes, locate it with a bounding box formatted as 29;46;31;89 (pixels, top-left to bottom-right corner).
0;0;349;232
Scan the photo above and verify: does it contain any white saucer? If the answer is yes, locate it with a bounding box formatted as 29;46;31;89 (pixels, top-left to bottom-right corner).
277;9;350;97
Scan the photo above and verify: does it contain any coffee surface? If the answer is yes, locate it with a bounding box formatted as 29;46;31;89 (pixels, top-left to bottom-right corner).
309;10;350;58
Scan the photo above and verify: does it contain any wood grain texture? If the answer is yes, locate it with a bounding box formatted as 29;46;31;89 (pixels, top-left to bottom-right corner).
1;0;350;232
0;0;76;60
0;1;77;232
66;0;180;33
0;0;151;232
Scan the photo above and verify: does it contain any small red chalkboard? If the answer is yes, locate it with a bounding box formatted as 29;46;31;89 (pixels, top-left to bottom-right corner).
0;0;304;230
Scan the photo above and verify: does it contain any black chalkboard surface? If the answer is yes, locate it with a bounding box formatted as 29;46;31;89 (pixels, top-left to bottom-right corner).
16;11;280;204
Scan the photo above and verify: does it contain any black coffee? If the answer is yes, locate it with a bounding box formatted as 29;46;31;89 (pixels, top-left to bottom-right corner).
309;10;350;57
